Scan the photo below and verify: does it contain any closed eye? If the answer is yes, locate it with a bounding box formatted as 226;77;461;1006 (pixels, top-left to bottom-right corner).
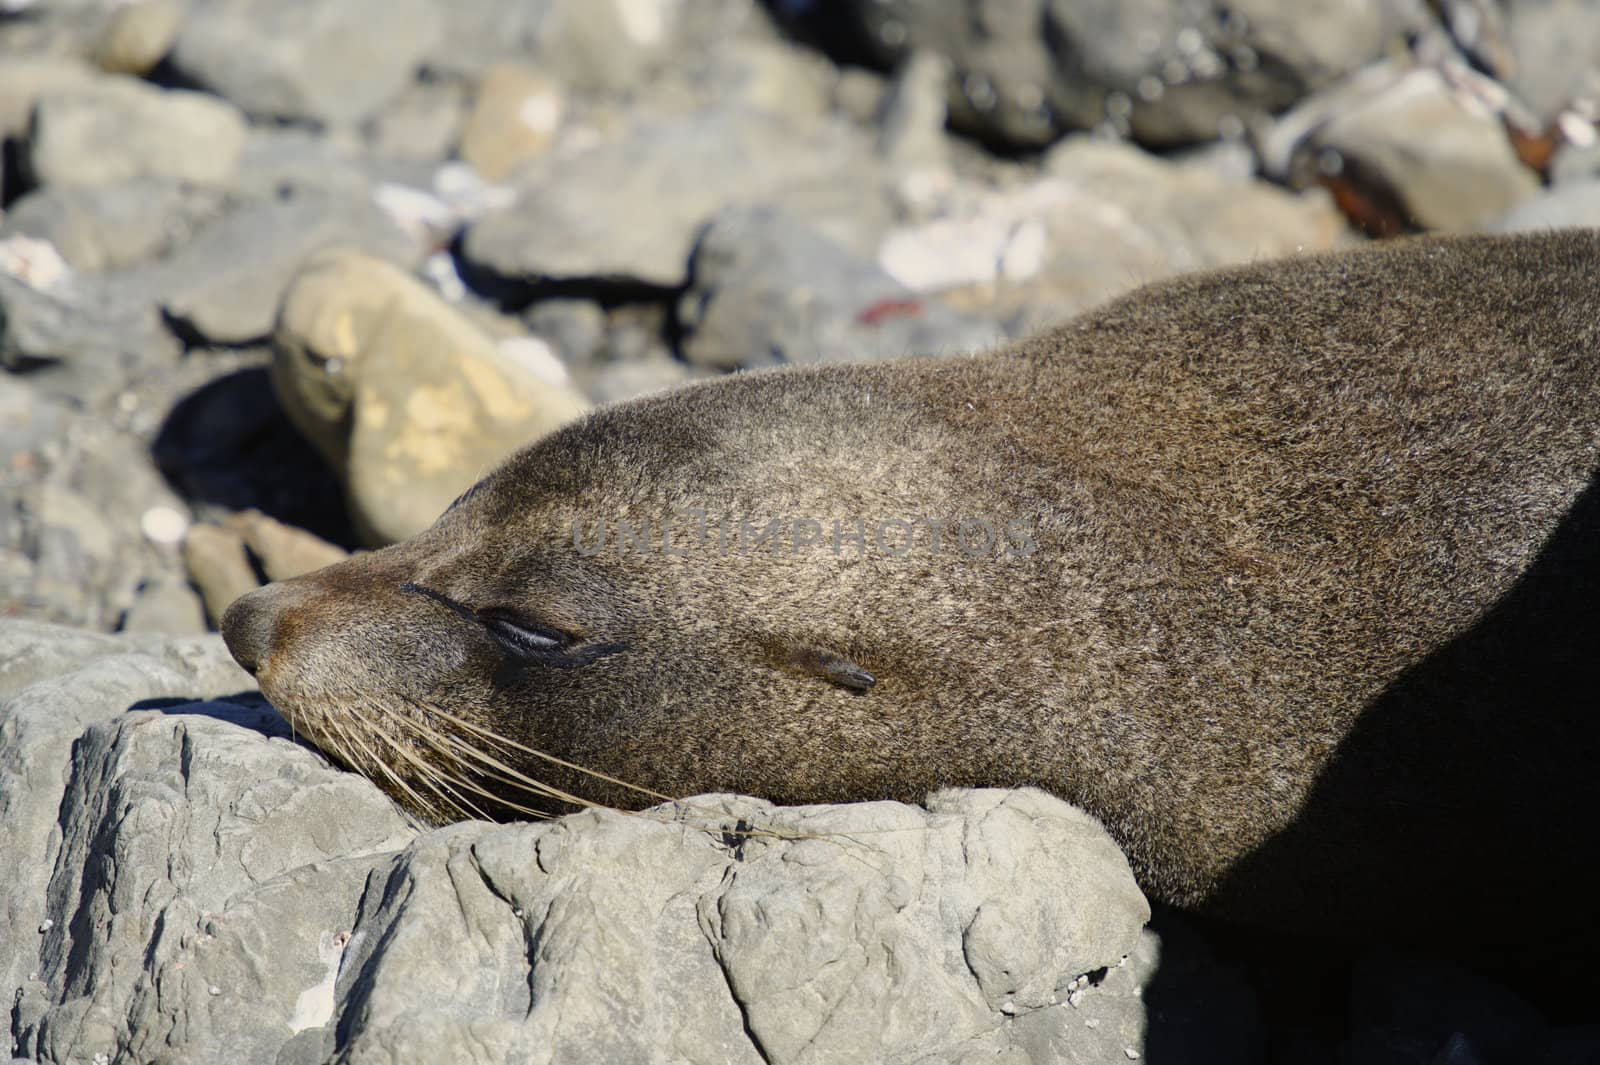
400;583;626;668
478;611;567;655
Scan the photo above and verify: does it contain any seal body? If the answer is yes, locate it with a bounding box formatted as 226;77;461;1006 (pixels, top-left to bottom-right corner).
223;232;1600;951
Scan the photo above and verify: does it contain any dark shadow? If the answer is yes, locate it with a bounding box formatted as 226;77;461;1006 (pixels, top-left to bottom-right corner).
757;0;888;71
151;365;359;548
1137;469;1600;1050
446;230;679;314
0;133;32;209
135;691;294;740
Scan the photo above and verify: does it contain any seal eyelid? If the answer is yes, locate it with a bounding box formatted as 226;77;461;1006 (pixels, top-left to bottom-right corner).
400;583;574;656
476;610;569;654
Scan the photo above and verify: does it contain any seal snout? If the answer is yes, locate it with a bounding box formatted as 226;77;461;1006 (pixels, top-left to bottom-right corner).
221;582;295;677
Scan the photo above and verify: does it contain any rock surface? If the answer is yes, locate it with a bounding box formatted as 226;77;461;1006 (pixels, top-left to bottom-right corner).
461;105;886;287
150;190;422;346
24;76;248;189
0;178;227;274
169;0;441;126
1;623;1155;1065
799;0;1420;148
680;204;1004;369
273;251;590;543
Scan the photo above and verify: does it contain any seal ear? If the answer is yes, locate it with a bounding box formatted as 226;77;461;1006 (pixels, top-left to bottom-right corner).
777;644;876;693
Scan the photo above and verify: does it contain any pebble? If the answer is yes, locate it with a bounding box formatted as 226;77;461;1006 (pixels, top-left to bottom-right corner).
140;506;190;546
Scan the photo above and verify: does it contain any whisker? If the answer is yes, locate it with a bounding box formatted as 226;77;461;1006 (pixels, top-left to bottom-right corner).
414;700;676;805
342;703;472;822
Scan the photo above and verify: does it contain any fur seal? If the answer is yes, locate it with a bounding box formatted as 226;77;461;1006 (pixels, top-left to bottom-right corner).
222;231;1600;954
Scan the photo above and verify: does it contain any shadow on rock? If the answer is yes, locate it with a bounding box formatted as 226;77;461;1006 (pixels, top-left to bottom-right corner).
134;691;292;739
152;365;357;549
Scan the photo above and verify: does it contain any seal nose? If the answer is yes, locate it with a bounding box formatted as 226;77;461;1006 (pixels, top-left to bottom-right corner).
221;584;283;676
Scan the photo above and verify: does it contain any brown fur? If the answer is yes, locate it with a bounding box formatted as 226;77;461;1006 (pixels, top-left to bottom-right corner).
224;231;1600;952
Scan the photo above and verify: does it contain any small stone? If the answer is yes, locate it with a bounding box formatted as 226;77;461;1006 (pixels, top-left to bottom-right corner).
497;337;571;389
140;506;190;546
0;236;72;290
1124;1047;1141;1060
458;64;564;182
679;204;1000;371
38;919;53;932
183;522;260;626
26;77;247;189
93;0;182;76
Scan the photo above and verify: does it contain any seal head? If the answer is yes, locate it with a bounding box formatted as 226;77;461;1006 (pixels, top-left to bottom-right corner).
225;232;1600;952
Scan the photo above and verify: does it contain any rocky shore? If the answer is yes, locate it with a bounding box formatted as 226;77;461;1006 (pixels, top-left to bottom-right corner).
3;1;1599;1062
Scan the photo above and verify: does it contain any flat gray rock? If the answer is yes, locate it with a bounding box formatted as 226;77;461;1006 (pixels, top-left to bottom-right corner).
148;191;422;346
169;0;440;126
1;623;1160;1065
0;271;180;383
24;76;247;189
0;177;228;274
421;0;678;90
679;204;1004;370
1502;0;1600;120
1483;179;1600;232
460;105;886;287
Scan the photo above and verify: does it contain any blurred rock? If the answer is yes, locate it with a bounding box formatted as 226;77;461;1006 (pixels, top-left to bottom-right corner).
150;190;422;346
183;510;346;624
25;77;247;189
170;0;439;126
423;0;678;90
705;37;839;121
1502;0;1600;120
181;521;262;626
273;250;590;543
233;509;348;582
462;106;886;287
817;0;1419;149
834;66;891;125
0;376;66;459
584;353;699;407
0;58;98;144
367;77;467;164
524;298;606;364
1549;134;1600;185
882;136;1344;330
234;126;374;201
1483;178;1600;231
457;63;564;181
15;482;118;622
0;178;226;273
92;0;181;76
876;49;952;167
1284;65;1540;232
119;577;207;635
0;270;180;391
679;204;1003;370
